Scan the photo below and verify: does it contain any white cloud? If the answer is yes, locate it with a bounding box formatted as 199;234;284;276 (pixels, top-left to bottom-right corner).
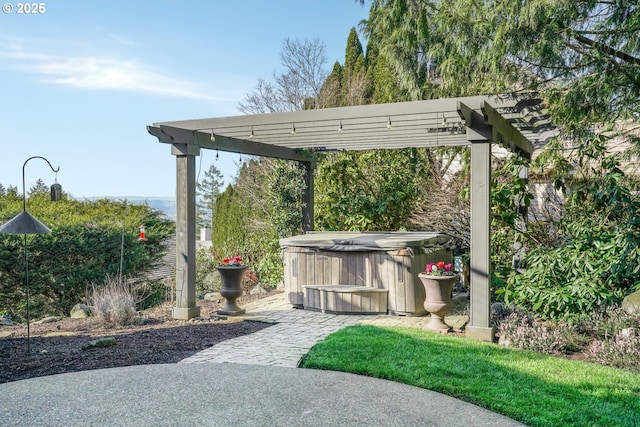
0;38;227;101
105;32;139;48
36;56;216;100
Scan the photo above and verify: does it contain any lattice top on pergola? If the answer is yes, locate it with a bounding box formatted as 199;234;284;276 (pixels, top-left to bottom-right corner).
148;92;556;161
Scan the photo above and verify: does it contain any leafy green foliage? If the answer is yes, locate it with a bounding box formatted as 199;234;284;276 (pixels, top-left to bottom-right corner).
315;149;427;231
211;159;293;288
500;228;632;321
361;0;640;123
498;136;640;321
0;194;174;320
195;247;220;296
268;161;306;238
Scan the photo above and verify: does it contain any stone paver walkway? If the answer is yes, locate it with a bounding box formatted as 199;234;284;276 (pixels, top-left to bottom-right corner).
180;292;468;367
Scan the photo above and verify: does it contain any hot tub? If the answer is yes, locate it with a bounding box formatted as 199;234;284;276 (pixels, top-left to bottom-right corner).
279;232;452;316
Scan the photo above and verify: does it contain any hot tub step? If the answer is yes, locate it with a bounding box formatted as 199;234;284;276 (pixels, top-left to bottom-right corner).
303;285;388;314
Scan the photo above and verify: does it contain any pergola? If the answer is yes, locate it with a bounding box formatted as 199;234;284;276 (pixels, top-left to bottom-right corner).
147;92;556;342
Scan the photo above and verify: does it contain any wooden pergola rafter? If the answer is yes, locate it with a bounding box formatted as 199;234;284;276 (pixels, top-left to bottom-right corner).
147;92;556;342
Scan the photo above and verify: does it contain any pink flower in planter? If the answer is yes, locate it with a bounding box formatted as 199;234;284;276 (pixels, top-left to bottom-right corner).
222;256;244;266
425;261;455;276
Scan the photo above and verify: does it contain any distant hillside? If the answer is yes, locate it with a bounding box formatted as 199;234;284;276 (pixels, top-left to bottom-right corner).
78;197;176;220
136;198;176;220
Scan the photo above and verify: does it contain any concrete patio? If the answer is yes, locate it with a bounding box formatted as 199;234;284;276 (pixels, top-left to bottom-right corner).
0;293;525;426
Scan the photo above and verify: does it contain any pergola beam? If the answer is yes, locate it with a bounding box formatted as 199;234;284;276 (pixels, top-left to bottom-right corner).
158;96;492;130
147;125;316;162
481;101;534;159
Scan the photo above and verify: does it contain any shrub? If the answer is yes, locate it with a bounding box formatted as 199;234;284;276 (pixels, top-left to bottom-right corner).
91;276;138;328
498;311;570;355
494;302;640;372
578;304;640;340
135;280;172;310
500;231;633;322
196;248;220;297
495;136;640;322
586;330;640;373
0;196;175;320
490;302;529;330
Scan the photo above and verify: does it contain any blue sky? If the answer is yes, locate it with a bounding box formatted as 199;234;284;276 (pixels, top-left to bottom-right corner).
0;0;369;199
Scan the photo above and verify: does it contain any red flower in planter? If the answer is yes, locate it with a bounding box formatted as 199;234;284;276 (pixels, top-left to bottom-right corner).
426;261;454;276
222;256;244;266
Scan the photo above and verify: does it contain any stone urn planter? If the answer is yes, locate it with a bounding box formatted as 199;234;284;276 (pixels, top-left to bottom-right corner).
215;265;248;316
418;273;457;333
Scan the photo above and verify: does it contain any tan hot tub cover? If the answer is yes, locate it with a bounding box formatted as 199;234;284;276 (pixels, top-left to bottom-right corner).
279;231;452;252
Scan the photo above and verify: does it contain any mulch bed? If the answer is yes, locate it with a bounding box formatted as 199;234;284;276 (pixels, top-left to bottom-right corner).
0;291;282;384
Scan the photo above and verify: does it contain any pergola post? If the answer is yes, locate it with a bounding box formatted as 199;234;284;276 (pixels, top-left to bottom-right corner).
513;165;529;269
466;138;494;342
171;143;201;320
300;161;315;232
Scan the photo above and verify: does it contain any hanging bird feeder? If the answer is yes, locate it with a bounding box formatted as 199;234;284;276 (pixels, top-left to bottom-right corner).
138;224;147;241
50;171;62;201
0;156;61;354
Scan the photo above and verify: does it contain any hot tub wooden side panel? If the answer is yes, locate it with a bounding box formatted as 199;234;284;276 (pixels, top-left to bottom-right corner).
282;247;451;315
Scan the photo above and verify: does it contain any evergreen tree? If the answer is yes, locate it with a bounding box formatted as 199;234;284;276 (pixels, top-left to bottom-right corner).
196;164;224;230
28;179;49;197
341;28;368;106
360;0;640;124
318;61;343;108
360;0;436;100
6;186;18;198
211;184;245;257
371;51;403;103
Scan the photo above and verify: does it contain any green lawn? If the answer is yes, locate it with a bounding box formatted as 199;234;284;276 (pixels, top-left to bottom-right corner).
299;325;640;427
